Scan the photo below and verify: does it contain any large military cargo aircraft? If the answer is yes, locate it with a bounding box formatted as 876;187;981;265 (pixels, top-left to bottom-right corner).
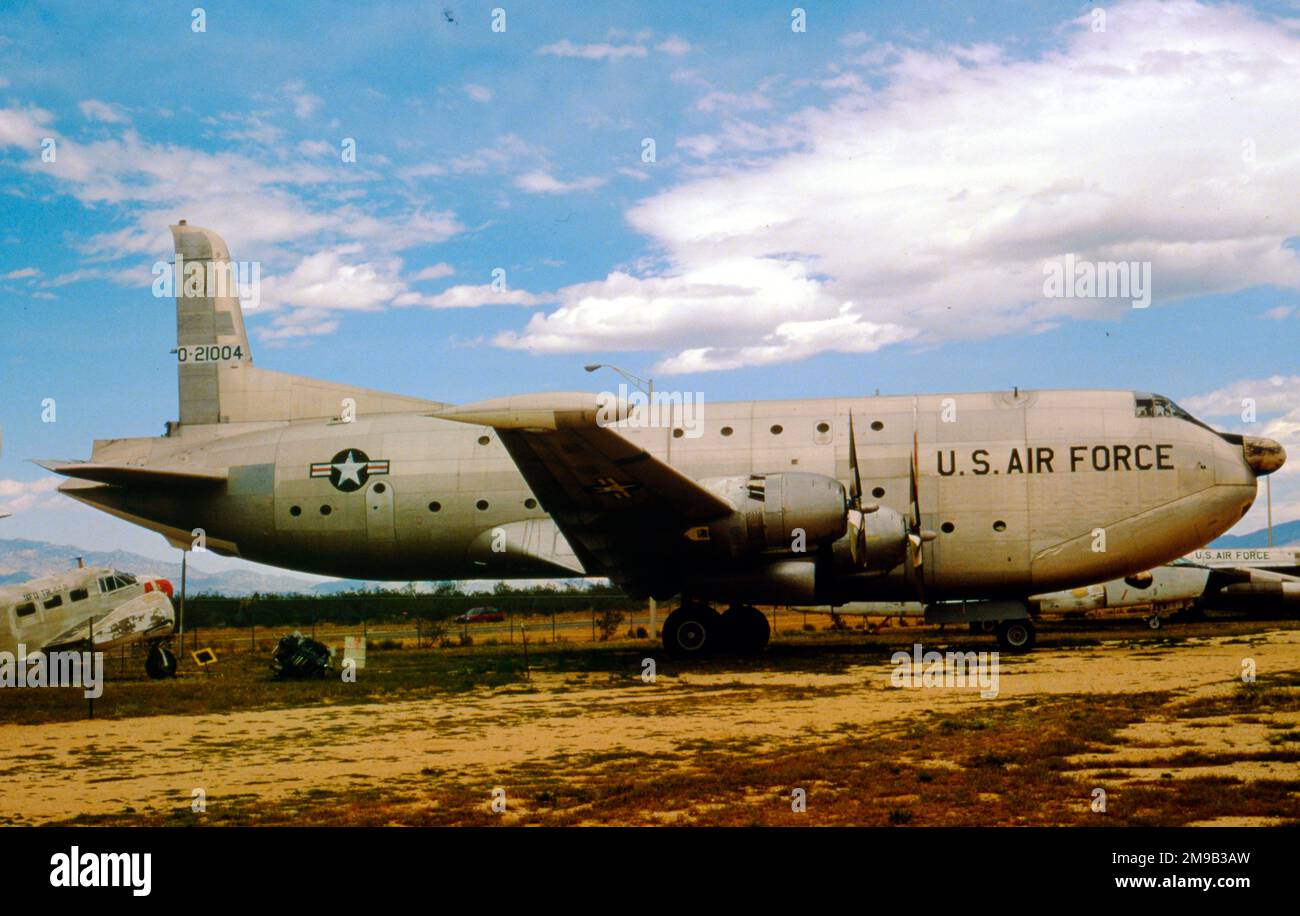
37;223;1285;654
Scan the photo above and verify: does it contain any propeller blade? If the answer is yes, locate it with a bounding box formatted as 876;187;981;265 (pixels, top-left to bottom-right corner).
847;411;862;505
908;400;926;600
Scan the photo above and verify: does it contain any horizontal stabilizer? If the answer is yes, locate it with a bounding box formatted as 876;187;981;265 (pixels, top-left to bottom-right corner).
33;459;227;488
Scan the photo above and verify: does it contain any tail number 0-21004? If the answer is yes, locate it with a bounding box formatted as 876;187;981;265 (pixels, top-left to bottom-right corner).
177;345;244;363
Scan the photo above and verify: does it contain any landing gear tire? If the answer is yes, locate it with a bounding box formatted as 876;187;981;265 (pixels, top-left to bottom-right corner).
663;603;724;658
145;644;178;679
723;605;771;655
995;619;1035;653
1145;614;1162;630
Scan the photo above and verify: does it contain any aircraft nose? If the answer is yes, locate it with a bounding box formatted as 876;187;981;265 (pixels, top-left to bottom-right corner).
1242;436;1286;476
148;578;175;598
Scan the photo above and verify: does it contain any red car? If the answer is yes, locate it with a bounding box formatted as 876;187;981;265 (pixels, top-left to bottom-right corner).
454;606;505;624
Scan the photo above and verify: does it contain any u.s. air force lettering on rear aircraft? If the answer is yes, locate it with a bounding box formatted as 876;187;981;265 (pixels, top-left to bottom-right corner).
36;222;1286;657
937;444;1175;476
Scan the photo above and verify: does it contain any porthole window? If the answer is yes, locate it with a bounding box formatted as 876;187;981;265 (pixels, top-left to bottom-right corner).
524;498;537;509
992;520;1007;532
941;521;954;534
373;483;387;494
770;424;783;435
720;426;734;437
428;501;441;512
320;505;332;516
290;505;302;517
476;499;489;511
477;435;490;446
871;486;885;499
672;428;684;438
870;420;884;431
816;422;830;434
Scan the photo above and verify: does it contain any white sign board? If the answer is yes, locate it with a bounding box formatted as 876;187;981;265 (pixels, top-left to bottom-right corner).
343;635;366;670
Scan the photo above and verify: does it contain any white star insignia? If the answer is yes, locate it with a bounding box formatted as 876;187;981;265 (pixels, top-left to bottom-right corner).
334;450;366;486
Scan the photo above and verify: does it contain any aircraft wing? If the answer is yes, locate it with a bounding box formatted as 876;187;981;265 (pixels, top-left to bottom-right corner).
33;460;227;488
435;393;734;583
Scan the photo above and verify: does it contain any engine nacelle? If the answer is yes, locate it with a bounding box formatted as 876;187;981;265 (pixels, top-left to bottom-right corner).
825;505;910;574
697;472;847;558
689;558;819;604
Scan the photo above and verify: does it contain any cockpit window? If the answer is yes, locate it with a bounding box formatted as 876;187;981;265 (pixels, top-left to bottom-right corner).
1134;392;1193;420
114;573;137;587
1134;391;1217;434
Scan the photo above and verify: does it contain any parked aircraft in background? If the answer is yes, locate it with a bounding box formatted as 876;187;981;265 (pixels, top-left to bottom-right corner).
0;564;178;677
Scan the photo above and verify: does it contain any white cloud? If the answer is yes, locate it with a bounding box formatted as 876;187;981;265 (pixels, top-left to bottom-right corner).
1262;305;1295;320
501;0;1300;371
412;263;455;280
283;80;323;119
514;170;606;194
495;257;915;370
656;36;691;57
78;99;128;123
396;284;553;309
538;40;647;61
296;139;333;156
258;247;407;314
0;478;62;515
1182;375;1300;420
258;309;342;344
2;266;39;279
464;83;493;103
693;91;771;113
0;105;52;147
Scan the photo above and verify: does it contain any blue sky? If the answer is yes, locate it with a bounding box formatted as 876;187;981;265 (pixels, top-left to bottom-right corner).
1;0;1297;579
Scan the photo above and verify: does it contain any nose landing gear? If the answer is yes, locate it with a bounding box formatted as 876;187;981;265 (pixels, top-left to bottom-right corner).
145;641;178;678
994;619;1035;653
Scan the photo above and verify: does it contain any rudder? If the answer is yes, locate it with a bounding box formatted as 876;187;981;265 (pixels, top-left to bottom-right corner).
171;220;253;425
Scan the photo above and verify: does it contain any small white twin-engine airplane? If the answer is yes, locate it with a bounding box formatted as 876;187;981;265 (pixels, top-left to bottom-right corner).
35;223;1286;655
0;564;178;678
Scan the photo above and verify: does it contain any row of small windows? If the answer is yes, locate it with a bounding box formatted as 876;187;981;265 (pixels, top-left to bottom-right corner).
12;584;95;619
672;419;886;438
288;497;540;516
931;520;1008;534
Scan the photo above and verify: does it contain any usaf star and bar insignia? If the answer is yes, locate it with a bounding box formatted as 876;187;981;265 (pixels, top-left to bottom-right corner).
310;449;390;492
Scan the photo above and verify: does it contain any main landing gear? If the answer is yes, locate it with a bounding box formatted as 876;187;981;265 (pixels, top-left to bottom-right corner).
662;601;770;658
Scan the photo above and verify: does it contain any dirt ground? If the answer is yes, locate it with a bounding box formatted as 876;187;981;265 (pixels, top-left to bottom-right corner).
1;619;1297;826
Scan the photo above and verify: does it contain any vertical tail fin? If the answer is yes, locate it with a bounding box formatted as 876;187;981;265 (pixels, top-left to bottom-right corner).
171;221;253;426
165;222;446;428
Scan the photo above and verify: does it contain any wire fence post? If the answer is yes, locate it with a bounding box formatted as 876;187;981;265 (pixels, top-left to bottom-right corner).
87;617;94;720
